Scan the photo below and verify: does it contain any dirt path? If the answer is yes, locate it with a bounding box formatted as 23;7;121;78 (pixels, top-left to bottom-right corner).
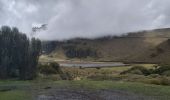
36;88;156;100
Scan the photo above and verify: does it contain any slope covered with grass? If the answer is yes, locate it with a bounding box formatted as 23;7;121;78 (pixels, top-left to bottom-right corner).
42;28;170;63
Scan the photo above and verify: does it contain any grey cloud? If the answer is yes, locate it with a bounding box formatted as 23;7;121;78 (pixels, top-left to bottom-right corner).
0;0;170;40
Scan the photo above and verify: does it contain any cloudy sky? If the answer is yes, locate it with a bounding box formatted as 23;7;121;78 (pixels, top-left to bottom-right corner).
0;0;170;40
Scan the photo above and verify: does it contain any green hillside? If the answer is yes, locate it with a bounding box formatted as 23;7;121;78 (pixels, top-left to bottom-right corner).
42;28;170;63
136;39;170;64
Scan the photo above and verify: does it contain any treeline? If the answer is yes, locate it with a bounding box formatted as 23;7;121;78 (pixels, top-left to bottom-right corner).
64;46;97;58
42;41;60;54
0;26;41;80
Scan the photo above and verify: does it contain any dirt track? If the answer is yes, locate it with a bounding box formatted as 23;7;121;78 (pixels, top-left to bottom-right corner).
37;88;157;100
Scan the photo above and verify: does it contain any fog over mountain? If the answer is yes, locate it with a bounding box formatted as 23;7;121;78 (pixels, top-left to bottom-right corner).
0;0;170;40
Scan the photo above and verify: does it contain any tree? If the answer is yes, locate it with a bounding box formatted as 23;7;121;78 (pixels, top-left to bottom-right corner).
27;38;41;79
0;26;41;80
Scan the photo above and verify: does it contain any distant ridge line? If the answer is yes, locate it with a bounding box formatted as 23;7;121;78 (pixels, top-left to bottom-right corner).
112;36;170;38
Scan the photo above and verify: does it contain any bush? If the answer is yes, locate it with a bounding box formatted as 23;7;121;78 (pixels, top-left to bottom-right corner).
120;66;151;75
149;74;160;78
38;62;74;80
128;69;143;75
162;70;170;76
38;64;56;75
49;62;61;72
87;74;114;81
142;77;170;86
154;64;170;75
160;77;170;85
38;62;61;75
60;72;74;80
149;79;162;85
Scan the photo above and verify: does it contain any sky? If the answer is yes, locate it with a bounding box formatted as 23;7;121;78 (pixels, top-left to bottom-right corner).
0;0;170;40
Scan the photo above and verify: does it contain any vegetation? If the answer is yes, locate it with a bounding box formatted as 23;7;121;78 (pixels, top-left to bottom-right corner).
64;47;97;58
0;90;31;100
120;66;151;75
119;65;170;85
38;62;61;75
57;80;170;97
36;64;170;86
1;26;170;99
154;65;170;75
41;28;170;64
1;80;170;100
0;63;170;100
121;65;170;76
0;26;41;80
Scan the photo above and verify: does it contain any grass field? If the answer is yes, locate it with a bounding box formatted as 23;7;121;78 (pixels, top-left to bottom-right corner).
0;90;31;100
0;80;32;100
0;64;170;100
0;80;170;100
57;80;170;99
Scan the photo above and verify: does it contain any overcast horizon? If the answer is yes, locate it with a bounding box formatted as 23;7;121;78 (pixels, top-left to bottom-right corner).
1;0;170;40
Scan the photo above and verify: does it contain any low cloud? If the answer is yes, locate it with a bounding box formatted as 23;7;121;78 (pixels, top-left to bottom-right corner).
0;0;170;40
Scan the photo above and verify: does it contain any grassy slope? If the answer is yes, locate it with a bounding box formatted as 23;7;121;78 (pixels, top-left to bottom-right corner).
136;39;170;64
46;28;170;63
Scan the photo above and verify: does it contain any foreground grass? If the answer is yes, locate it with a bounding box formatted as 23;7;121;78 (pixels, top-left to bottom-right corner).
0;80;33;100
0;64;167;100
0;79;170;100
54;80;170;100
55;80;170;96
0;90;31;100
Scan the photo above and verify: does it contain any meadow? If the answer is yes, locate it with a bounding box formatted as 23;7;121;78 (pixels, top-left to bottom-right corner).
1;64;170;100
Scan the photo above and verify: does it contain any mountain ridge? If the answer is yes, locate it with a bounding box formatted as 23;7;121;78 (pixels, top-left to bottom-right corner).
42;28;170;64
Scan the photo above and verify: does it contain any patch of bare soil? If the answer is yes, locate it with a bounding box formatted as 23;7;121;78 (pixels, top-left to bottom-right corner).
37;88;157;100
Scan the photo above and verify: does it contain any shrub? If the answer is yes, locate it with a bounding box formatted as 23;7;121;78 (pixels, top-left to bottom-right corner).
60;72;74;80
149;74;160;78
38;64;56;75
128;69;143;75
160;77;170;85
143;77;170;86
154;64;170;75
149;79;162;85
120;66;151;75
87;74;114;81
38;62;61;75
162;70;170;76
49;62;61;73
